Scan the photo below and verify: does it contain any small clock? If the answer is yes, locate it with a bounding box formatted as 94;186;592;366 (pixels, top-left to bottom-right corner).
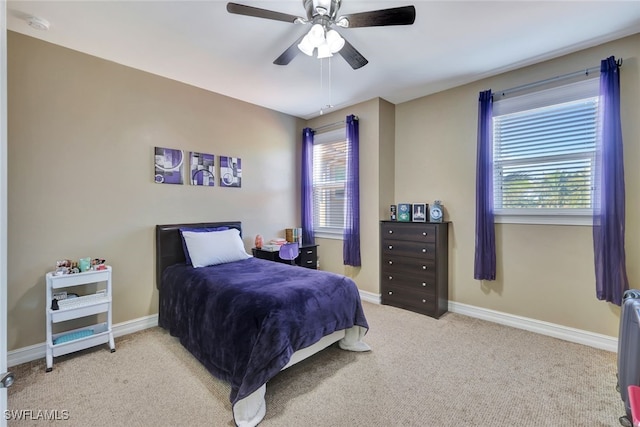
430;200;443;222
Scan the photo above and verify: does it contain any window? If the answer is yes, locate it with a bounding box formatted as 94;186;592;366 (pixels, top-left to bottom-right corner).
312;128;347;237
492;78;599;225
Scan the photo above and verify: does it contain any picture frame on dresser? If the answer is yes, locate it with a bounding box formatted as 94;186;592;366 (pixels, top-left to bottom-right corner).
397;203;412;222
412;204;427;222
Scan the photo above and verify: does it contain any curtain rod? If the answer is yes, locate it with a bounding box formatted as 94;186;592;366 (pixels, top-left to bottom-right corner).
495;58;623;98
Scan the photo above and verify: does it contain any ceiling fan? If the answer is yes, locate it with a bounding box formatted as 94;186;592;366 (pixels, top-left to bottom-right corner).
226;0;416;70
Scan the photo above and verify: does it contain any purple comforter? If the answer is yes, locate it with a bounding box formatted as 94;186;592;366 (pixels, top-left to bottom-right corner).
158;257;369;405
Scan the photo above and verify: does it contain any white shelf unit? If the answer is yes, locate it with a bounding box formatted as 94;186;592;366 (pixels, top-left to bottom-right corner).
45;266;115;372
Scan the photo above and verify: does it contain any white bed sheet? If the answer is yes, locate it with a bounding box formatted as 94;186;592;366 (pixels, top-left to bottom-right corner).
233;325;370;427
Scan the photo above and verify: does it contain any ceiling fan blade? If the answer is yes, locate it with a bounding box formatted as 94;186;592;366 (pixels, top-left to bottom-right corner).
338;39;368;70
273;35;306;66
227;2;303;24
340;5;416;28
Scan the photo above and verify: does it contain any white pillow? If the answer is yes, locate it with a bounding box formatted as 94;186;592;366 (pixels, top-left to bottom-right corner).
181;228;250;268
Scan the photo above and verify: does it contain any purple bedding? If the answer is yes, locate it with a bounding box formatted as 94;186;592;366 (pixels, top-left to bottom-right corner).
158;257;369;406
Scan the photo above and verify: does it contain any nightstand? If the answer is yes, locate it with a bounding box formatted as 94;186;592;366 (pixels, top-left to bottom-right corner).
252;244;318;269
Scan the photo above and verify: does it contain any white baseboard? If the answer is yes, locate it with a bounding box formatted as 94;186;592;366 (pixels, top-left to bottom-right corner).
362;293;618;353
8;314;158;367
448;301;617;352
359;290;381;305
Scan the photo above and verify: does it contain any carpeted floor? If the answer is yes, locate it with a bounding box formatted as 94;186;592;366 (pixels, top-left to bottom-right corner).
8;302;623;426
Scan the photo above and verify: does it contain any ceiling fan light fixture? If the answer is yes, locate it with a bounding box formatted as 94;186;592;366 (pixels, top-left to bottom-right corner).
227;0;417;69
297;35;315;56
325;29;344;53
307;24;326;47
317;42;333;59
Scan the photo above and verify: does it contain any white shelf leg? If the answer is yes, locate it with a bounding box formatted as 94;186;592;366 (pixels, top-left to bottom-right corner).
45;351;52;372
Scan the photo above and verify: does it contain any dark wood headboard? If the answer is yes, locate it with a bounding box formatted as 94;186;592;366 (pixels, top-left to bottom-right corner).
155;221;242;289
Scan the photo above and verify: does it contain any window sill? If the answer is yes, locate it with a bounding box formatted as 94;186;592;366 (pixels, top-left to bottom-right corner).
495;214;592;226
314;231;344;240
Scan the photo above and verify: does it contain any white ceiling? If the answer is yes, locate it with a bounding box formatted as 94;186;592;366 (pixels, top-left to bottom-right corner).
7;1;640;119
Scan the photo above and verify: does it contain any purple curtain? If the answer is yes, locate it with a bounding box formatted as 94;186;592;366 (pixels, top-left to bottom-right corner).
474;90;496;280
593;56;628;305
301;128;315;245
343;115;361;266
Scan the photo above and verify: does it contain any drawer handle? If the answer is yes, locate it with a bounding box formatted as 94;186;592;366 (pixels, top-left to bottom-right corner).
422;265;427;270
388;245;393;250
388;276;393;280
388;291;393;295
306;260;313;264
422;299;427;303
422;232;427;236
388;260;393;265
306;250;313;254
388;230;393;234
422;282;426;287
422;248;427;253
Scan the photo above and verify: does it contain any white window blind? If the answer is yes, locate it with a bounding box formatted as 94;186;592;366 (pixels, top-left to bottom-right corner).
313;128;346;236
492;78;599;224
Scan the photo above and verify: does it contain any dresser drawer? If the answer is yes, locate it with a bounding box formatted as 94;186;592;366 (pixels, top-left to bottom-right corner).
382;255;436;276
381;269;436;291
381;240;436;259
381;284;436;315
381;222;437;243
299;246;317;269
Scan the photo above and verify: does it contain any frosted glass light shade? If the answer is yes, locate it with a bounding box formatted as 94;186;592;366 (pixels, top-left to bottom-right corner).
298;34;315;56
307;24;325;47
325;30;344;53
317;42;333;59
297;24;343;58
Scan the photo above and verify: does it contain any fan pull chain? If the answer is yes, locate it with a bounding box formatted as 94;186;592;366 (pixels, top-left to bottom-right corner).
319;58;334;115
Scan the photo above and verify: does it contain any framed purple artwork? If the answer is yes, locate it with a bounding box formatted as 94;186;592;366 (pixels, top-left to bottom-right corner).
220;156;242;188
154;147;184;185
190;152;215;186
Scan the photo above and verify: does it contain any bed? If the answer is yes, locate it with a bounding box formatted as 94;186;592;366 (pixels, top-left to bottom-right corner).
155;221;370;427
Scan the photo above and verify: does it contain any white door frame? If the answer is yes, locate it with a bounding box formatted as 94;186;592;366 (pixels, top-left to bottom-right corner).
1;0;9;425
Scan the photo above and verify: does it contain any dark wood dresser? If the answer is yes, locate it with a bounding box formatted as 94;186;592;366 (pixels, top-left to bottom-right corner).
380;221;449;318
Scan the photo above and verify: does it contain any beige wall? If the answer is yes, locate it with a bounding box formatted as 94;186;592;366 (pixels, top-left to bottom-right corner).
395;33;640;337
7;32;304;350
